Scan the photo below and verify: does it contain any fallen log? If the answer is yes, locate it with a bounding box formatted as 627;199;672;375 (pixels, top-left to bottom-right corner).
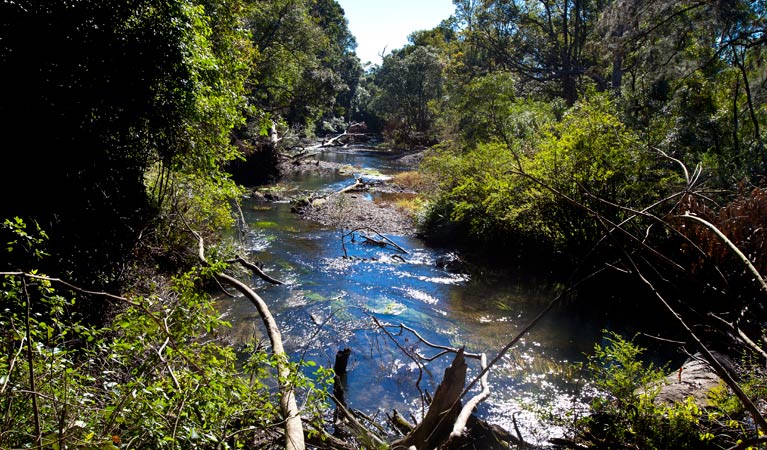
190;230;304;450
337;178;365;194
322;132;370;147
392;349;467;450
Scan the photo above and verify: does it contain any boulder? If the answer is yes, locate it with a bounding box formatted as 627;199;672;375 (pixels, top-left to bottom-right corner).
653;353;731;408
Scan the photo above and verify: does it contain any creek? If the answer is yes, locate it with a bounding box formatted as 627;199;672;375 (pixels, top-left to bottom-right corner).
216;146;675;444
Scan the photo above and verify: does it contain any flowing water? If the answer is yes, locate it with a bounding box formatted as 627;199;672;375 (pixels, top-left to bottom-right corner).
216;147;674;444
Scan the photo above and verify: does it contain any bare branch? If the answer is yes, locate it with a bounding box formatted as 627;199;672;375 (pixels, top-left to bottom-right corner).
190;229;305;450
232;254;286;285
681;213;767;297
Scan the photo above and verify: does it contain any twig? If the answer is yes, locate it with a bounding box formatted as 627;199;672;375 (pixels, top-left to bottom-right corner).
371;316;428;415
0;331;24;395
386;323;482;360
512;412;525;444
156;334;180;390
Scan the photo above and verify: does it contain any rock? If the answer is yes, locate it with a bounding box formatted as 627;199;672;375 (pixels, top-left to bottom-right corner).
652;352;731;408
436;252;465;273
263;191;281;201
252;190;281;202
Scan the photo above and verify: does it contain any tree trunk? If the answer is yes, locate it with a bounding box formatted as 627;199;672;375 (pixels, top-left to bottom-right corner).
192;231;305;450
392;350;467;450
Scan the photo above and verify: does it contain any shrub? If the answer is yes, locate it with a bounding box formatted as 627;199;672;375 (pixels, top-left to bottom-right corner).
573;331;717;450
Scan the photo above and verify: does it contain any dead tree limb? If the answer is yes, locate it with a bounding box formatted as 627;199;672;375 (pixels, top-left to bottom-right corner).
191;231;305;450
346;226;409;254
321;131;369;148
337;178;365;194
322;131;350;147
392;350;467;450
449;352;490;440
709;313;767;362
681;213;767;296
384;323;481;360
231;255;286;285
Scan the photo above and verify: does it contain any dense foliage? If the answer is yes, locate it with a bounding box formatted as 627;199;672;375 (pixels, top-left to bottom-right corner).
1;220;332;449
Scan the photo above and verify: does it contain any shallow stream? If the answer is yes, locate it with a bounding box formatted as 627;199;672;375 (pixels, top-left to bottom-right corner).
216;147;671;444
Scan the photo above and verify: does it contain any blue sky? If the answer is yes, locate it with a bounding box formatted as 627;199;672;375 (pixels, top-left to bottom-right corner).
336;0;456;65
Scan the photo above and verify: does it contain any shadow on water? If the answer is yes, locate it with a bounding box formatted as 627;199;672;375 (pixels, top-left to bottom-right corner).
216;147;684;444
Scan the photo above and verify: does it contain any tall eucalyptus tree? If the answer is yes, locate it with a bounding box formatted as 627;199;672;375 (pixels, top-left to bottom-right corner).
453;0;606;104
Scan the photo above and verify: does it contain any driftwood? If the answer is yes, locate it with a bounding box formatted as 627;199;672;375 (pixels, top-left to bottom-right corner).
293;178;367;216
392;350;467;450
231;254;286;285
337;178;365;195
321;122;370;148
285;122;370;157
190;230;304;450
344;226;409;255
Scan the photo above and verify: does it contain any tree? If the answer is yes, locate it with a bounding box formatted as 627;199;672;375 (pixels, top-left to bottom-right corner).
595;0;767;187
245;0;361;134
372;46;445;146
454;0;605;104
0;0;253;290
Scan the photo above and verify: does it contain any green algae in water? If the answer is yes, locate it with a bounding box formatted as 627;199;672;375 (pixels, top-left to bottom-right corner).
304;292;327;302
254;221;279;228
369;298;407;316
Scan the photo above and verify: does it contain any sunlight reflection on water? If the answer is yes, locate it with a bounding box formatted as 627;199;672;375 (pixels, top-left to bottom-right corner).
214;148;666;444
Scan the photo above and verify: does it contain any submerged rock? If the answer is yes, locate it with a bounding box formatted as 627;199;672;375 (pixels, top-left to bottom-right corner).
436;252;465;273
